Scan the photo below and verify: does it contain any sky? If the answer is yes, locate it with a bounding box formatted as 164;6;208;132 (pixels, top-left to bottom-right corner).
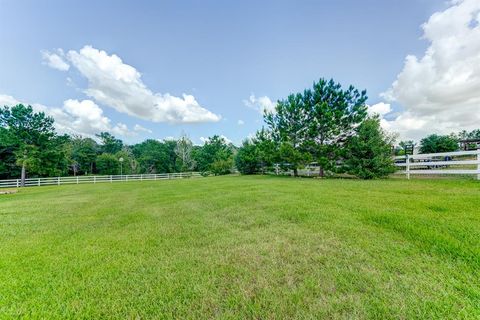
1;0;479;145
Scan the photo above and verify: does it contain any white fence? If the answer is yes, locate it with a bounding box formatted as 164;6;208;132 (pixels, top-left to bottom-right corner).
0;172;202;188
394;150;480;180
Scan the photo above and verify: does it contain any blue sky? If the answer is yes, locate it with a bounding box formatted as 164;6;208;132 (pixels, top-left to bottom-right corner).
2;0;479;144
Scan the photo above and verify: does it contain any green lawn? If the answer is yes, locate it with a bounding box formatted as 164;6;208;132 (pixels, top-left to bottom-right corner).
0;176;479;319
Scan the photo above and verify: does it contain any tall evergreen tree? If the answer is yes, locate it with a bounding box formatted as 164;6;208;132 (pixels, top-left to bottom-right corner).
303;79;368;176
265;93;310;176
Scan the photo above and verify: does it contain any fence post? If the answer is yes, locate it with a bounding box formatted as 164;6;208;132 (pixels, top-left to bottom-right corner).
477;149;480;181
57;177;60;186
16;179;19;188
126;175;128;182
406;154;410;180
141;174;143;181
38;178;41;186
77;176;79;184
94;176;96;184
110;175;112;183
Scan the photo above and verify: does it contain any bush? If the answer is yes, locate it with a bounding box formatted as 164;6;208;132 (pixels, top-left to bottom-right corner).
210;159;233;176
343;117;396;179
235;140;259;174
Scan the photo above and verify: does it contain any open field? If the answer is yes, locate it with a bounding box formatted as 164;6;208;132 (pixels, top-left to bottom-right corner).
0;176;479;319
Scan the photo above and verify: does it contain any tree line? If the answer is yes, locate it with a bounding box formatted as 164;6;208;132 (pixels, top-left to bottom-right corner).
0;104;236;184
3;78;478;182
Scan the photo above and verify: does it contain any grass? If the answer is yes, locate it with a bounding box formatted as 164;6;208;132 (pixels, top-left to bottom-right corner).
0;175;479;319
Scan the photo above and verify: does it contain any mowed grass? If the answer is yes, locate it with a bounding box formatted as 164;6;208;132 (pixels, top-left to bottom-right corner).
0;176;479;319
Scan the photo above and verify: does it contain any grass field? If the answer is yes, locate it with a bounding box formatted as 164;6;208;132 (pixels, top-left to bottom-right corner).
0;176;479;319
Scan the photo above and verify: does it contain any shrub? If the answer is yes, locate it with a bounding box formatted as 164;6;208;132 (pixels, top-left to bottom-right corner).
343;117;396;179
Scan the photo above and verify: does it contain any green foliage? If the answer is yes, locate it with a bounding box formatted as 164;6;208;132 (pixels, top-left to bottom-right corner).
115;148;137;175
343;117;396;179
69;136;98;175
419;134;458;154
235;140;259;174
194;135;234;174
254;128;277;171
0;104;67;179
96;153;120;175
265;93;308;176
210;158;234;176
265;78;368;176
132;139;176;173
96;132;123;154
395;140;415;156
303;79;368;175
457;129;480;140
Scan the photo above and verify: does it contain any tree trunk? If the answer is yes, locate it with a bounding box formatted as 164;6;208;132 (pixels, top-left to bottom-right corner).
319;166;324;178
21;163;26;187
293;167;298;177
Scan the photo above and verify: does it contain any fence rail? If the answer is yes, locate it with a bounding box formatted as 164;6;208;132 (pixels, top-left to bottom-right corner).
0;172;202;188
394;150;480;180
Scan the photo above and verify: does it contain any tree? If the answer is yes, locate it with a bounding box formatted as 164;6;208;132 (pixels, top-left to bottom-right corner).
419;134;458;154
132;139;175;173
303;78;368;177
342;117;396;179
96;132;123;154
254;128;277;173
396;140;415;156
235;140;259;174
265;93;309;176
115;147;137;175
457;129;480;140
175;133;195;172
194;135;234;174
0;126;20;179
96;154;120;175
0;104;62;185
69;136;98;175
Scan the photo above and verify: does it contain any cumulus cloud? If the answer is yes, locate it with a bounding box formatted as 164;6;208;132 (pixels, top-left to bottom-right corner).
243;94;277;114
0;94;134;138
380;0;480;140
368;102;392;117
41;49;70;71
134;124;152;134
51;45;220;123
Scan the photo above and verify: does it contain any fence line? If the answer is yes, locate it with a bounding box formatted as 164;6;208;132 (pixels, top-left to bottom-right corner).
0;172;202;188
394;149;480;180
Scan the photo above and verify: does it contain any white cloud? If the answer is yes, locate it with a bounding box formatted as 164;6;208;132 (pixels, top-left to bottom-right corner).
368;102;392;117
61;45;220;124
0;94;20;107
0;94;134;138
133;124;152;134
41;49;70;71
380;0;480;140
243;94;277;114
237;119;244;125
